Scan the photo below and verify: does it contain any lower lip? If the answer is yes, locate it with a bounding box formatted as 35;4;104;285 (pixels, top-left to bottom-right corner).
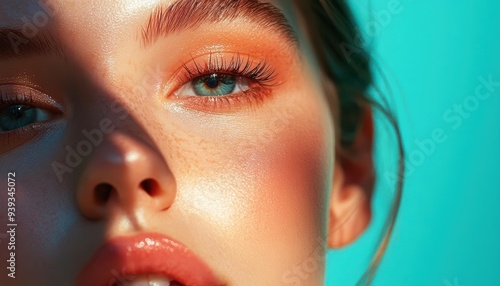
75;233;222;286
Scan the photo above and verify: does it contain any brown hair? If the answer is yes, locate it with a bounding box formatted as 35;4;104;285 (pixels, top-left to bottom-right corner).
293;0;405;284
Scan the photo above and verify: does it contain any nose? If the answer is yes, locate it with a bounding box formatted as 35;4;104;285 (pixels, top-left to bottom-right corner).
76;132;176;220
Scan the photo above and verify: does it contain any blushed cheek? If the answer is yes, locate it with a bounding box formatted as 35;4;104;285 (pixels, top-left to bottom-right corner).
261;130;329;234
219;94;333;283
253;116;331;249
248;80;333;246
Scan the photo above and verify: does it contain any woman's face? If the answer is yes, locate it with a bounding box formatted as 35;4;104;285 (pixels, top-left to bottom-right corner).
0;0;335;285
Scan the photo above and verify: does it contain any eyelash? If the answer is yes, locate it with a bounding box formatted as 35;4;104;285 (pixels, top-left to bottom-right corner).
0;90;35;106
175;53;279;111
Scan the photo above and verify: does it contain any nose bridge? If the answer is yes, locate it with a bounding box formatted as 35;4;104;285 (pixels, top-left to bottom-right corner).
76;131;176;221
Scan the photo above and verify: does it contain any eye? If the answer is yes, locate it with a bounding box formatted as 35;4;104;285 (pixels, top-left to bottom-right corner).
0;104;51;132
168;54;278;111
0;85;62;136
175;73;251;97
0;86;63;152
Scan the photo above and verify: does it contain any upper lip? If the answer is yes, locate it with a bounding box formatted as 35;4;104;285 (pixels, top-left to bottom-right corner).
75;233;223;286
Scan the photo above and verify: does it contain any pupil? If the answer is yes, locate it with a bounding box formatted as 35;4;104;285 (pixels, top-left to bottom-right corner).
205;75;220;89
9;105;26;120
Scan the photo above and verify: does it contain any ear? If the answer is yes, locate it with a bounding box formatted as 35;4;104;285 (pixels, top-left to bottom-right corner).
328;108;375;248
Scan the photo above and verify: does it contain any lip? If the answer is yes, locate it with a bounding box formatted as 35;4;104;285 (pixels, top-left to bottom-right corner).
75;233;223;286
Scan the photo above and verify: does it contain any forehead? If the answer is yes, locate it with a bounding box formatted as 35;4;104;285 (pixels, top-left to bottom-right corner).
0;0;291;26
0;0;300;61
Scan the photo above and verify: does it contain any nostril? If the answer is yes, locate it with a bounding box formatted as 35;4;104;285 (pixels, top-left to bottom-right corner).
94;183;113;205
140;179;160;196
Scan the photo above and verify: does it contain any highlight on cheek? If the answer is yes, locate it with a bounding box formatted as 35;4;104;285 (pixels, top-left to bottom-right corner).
168;52;280;111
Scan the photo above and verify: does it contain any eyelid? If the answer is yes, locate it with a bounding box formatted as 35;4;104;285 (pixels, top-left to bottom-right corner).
166;52;278;93
0;85;64;114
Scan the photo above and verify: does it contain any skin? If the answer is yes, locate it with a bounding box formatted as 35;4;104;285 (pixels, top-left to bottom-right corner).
0;0;372;285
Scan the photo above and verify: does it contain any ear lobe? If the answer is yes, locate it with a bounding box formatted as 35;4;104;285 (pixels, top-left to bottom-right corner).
327;109;375;248
328;165;372;248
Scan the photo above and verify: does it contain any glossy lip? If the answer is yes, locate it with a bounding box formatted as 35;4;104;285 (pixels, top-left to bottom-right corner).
75;233;224;286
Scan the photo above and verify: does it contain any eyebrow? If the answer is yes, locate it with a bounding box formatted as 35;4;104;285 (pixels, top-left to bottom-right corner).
140;0;297;47
0;28;65;59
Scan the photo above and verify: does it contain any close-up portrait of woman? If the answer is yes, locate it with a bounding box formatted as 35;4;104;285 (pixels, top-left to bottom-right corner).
1;0;498;285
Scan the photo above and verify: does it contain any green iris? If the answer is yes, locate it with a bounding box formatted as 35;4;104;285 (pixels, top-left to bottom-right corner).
0;105;38;131
192;74;237;96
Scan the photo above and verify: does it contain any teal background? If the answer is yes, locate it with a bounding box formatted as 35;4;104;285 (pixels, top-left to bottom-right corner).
325;1;500;285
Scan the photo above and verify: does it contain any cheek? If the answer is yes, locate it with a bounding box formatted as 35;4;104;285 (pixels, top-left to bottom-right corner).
256;124;330;239
250;100;332;258
231;111;331;278
158;81;333;281
0;130;85;284
174;106;330;233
